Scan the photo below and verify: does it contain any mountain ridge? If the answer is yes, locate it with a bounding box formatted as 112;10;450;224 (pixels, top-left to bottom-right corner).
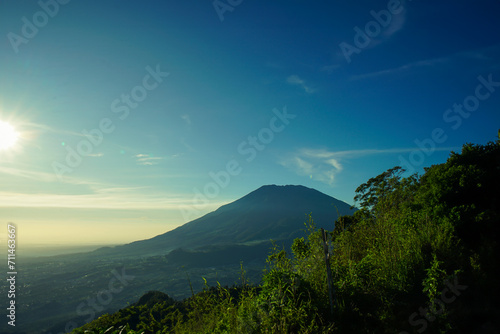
95;184;356;258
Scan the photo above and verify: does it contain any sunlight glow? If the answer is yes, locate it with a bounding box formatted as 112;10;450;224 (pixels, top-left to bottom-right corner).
0;120;19;151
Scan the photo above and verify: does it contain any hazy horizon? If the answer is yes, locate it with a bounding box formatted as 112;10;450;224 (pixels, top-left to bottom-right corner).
16;242;121;257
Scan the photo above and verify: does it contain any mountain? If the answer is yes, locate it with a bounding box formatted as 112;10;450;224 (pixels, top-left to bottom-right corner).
95;184;356;258
5;185;356;334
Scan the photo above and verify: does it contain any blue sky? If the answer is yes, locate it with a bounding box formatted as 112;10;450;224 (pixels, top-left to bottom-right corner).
1;0;499;246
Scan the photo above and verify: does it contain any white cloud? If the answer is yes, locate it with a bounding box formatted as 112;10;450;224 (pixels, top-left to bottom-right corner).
135;154;164;166
280;146;460;185
286;75;316;94
280;149;343;185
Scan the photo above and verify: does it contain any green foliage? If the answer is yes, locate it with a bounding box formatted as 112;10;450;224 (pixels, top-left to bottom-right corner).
73;136;500;334
422;254;447;304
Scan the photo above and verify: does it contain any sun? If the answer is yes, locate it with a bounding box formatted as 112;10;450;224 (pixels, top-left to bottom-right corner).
0;120;19;151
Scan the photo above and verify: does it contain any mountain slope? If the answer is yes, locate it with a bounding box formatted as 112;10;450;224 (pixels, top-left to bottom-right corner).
97;184;356;258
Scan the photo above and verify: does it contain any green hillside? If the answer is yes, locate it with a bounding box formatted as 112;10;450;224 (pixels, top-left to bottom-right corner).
72;136;500;333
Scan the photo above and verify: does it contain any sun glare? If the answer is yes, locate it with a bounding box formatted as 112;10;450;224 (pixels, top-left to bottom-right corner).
0;120;19;151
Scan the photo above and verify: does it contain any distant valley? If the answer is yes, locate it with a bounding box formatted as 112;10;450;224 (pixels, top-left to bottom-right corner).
18;244;119;258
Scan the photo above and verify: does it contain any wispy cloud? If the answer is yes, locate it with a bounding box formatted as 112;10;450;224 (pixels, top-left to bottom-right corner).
181;114;191;125
351;44;500;80
0;188;227;211
0;166;57;183
350;56;449;80
286;75;316;94
308;147;458;159
0;165;107;186
180;138;196;153
0;165;224;211
135;154;164;166
24;122;86;137
280;146;459;185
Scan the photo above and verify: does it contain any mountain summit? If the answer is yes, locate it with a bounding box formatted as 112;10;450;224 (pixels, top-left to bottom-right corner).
99;185;356;258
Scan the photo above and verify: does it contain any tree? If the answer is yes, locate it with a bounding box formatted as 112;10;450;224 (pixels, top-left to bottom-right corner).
353;166;419;221
418;140;500;248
